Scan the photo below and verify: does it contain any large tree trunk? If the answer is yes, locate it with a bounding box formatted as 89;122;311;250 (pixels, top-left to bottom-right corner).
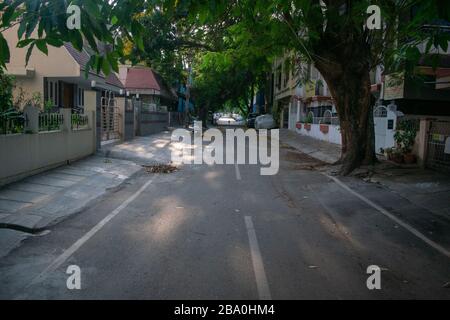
316;64;376;175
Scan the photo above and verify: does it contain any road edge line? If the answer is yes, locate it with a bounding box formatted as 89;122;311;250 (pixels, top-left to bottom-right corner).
324;174;450;259
27;178;154;288
244;216;272;300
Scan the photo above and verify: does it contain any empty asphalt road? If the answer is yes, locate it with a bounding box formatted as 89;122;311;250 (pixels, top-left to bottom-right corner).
0;139;449;299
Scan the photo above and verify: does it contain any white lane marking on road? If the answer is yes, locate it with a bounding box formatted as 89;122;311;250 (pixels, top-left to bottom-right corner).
244;216;272;300
29;178;155;286
235;163;242;180
326;174;450;259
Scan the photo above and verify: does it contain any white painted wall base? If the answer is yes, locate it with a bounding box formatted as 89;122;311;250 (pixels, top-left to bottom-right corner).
0;109;96;187
296;124;342;145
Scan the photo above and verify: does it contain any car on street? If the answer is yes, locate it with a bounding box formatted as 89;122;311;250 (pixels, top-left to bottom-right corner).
254;114;277;129
246;113;259;128
216;116;245;126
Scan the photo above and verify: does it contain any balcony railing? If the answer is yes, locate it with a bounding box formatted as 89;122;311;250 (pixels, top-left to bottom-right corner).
0;109;27;135
38;112;64;132
71;113;89;130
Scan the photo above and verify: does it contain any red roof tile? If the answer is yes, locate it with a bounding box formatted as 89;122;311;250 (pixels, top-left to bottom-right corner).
125;67;161;91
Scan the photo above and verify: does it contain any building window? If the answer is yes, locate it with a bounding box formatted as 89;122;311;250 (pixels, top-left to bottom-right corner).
78;88;84;107
45;79;59;106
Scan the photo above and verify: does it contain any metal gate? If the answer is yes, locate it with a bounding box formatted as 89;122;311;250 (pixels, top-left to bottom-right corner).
101;97;120;141
426;120;450;173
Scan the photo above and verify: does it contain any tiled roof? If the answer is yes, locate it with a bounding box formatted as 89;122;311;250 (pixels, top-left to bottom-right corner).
64;43;91;71
125;67;161;90
64;42;123;89
106;73;124;88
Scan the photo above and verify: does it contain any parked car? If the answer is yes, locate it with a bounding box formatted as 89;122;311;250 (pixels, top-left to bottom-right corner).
246;113;259;128
255;114;276;129
212;113;222;125
216;116;245;126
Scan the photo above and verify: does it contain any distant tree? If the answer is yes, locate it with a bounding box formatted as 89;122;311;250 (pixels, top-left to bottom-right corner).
133;2;273;120
168;0;450;174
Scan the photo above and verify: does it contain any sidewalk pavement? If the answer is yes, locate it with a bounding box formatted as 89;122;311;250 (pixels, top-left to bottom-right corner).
279;129;341;164
98;131;175;165
368;164;450;219
279;128;450;226
0;131;175;258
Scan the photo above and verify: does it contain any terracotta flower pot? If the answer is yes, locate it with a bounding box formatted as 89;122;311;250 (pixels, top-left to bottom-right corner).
304;123;311;131
392;154;404;164
320;124;329;134
403;153;417;164
296;122;302;129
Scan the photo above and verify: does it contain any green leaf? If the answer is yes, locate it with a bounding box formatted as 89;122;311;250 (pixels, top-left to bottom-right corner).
101;58;110;75
46;38;64;47
136;35;144;51
35;40;48;55
111;15;119;25
107;52;119;73
25;16;39;38
0;34;10;67
17;21;27;40
84;55;96;79
25;43;35;66
17;38;35;48
95;56;103;74
69;31;84;51
2;6;16;25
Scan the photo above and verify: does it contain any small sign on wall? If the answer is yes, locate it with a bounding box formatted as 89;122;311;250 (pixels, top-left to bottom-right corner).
388;119;394;130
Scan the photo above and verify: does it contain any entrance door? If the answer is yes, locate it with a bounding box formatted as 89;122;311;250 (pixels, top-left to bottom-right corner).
62;83;74;109
101;94;120;141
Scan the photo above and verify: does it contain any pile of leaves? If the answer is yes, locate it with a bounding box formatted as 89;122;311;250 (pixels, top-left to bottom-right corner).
143;163;178;174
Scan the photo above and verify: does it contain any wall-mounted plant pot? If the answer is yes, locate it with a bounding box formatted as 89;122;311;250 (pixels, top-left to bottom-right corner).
320;124;329;134
296;122;302;129
304;123;311;131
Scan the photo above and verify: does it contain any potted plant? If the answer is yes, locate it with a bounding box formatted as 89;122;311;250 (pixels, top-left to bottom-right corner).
296;122;302;129
383;147;394;160
320;123;329;134
304;113;313;131
391;148;404;163
394;119;418;164
403;152;416;164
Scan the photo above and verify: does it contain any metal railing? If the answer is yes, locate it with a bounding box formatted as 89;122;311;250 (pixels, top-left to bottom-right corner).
0;109;27;135
38;112;64;132
142;103;168;113
71;113;89;130
300;115;340;126
142;103;158;112
313;116;340;125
